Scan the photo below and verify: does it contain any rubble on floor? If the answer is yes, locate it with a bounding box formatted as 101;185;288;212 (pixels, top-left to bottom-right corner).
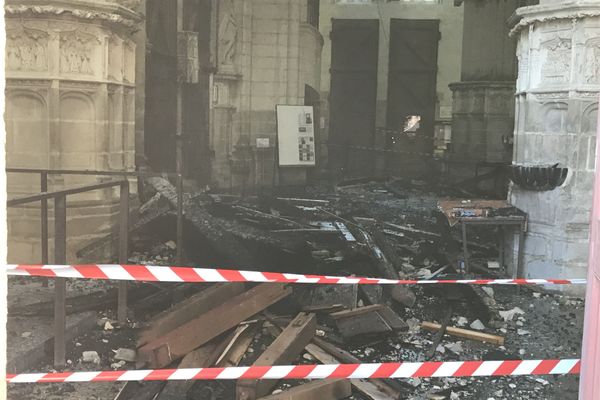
8;177;583;400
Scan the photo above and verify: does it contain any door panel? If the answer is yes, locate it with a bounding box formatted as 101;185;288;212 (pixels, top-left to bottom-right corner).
329;19;379;179
386;19;439;174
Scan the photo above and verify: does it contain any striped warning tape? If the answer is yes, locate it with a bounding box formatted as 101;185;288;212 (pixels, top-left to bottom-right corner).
6;359;581;383
6;264;587;286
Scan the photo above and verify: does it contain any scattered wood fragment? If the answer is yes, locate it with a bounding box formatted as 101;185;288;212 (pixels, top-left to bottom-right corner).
330;304;384;320
216;322;261;368
138;283;246;347
236;313;317;400
302;304;346;314
233;205;306;228
276;197;330;205
421;321;505;346
137;283;292;368
257;380;351;400
332;305;407;341
156;333;234;400
384;222;441;239
305;343;401;400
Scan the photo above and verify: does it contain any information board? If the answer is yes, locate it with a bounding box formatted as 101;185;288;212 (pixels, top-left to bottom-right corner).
276;105;316;167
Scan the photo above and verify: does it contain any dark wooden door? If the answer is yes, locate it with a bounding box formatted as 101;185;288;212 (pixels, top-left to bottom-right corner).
329;19;379;179
386;19;439;173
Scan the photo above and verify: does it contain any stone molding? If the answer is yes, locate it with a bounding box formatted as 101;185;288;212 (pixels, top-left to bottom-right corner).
449;81;516;90
5;0;142;31
510;1;600;37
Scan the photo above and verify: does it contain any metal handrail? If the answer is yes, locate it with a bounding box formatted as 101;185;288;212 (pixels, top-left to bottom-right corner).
6;175;130;368
7;180;126;206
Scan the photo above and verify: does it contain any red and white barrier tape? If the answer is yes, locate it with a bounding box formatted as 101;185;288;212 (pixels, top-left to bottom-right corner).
6;359;580;383
6;264;587;286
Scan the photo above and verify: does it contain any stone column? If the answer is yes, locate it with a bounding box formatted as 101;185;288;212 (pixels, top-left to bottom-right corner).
449;0;526;178
508;0;600;294
5;0;142;262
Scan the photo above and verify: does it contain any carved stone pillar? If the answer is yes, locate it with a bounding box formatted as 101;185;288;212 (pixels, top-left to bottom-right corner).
507;0;600;293
5;0;142;262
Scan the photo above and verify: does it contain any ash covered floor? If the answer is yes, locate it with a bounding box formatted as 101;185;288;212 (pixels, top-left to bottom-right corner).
7;177;584;400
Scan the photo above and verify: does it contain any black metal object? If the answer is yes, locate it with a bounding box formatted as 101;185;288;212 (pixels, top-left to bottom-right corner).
510;164;569;191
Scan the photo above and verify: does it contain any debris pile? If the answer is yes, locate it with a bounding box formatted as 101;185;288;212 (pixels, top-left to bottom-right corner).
7;177;584;400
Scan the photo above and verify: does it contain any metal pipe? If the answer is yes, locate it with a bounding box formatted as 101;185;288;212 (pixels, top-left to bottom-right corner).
53;195;67;368
41;172;49;287
117;181;130;323
7;180;126;207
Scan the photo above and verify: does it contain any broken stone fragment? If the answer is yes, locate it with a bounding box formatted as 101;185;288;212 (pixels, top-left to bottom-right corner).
445;342;463;354
113;348;137;362
498;307;525;322
391;285;416;307
482;287;494;298
111;360;126;369
82;351;100;364
469;320;485;331
456;316;468;327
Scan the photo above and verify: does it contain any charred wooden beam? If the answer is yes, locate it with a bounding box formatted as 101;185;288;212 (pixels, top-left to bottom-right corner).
236;313;317;400
138;283;246;347
137;284;292;368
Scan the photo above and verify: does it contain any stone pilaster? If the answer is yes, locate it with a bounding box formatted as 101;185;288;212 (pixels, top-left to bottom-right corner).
507;0;600;294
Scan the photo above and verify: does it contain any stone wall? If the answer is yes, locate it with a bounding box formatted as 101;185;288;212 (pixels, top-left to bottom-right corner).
507;0;600;294
5;0;142;263
211;0;323;190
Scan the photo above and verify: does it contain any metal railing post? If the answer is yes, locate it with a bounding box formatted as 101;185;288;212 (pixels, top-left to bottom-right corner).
41;171;49;287
117;181;129;324
53;194;67;368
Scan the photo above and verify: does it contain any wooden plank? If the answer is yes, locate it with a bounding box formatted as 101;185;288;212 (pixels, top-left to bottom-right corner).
156;333;234;400
305;343;401;400
138;283;246;346
236;313;317;400
137;283;292;368
257;380;351;400
421;321;505;346
377;306;409;331
216;322;261;368
332;305;407;341
330;304;384;320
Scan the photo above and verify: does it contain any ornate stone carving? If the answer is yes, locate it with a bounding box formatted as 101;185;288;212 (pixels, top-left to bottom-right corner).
60;30;99;75
532;91;569;100
5;3;142;30
6;27;48;72
218;0;238;70
541;37;572;84
584;40;600;84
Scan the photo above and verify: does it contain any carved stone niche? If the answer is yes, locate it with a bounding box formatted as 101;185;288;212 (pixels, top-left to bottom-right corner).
6;26;49;73
60;29;101;76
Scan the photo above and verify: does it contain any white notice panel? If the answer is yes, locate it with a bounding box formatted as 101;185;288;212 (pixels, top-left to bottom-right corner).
276;105;316;167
